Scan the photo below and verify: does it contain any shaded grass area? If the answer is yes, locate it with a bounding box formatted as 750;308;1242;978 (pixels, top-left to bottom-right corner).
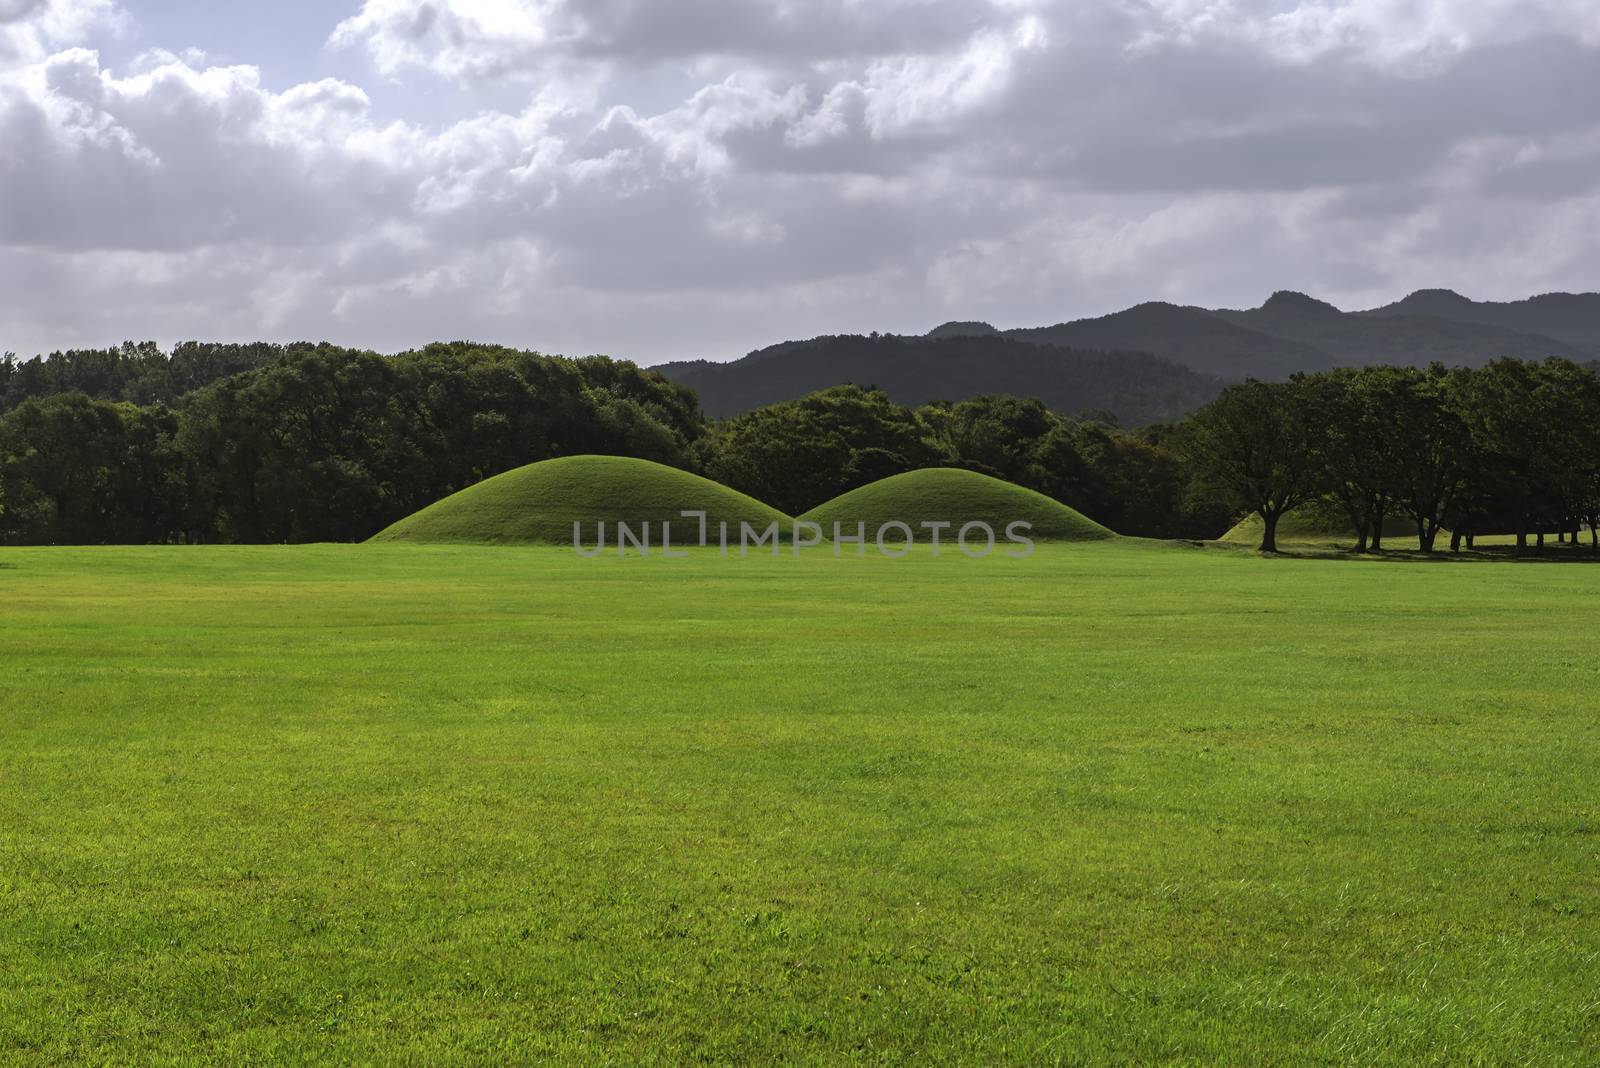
1219;509;1417;550
1211;533;1600;564
1219;509;1600;559
1;543;1598;1063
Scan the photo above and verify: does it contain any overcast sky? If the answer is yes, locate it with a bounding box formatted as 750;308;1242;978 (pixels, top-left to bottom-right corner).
2;0;1599;365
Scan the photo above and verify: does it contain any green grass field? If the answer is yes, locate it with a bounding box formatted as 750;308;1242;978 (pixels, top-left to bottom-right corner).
3;542;1597;1064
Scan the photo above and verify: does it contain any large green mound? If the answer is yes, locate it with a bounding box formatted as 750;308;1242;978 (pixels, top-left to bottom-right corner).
371;455;794;546
1221;509;1418;549
800;468;1115;542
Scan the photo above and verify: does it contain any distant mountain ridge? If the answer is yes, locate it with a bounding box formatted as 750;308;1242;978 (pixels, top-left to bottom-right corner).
651;288;1600;425
654;334;1221;427
925;321;1000;339
1213;290;1594;367
1006;301;1335;380
1363;290;1600;353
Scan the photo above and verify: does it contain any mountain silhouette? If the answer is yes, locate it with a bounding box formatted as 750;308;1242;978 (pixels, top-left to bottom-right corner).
1005;301;1334;380
1216;290;1591;366
653;289;1600;425
1364;290;1600;356
654;334;1220;426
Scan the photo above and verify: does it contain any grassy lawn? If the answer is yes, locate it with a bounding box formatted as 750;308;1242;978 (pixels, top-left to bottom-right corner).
1;542;1597;1064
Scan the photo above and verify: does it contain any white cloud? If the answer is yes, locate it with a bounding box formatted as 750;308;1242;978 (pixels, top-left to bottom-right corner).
1134;0;1600;68
329;0;571;82
3;0;1600;363
0;0;119;67
858;18;1046;139
0;48;415;251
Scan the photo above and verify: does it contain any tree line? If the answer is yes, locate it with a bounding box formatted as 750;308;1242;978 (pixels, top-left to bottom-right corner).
1;341;287;411
0;343;704;544
1;342;1595;551
1178;359;1600;553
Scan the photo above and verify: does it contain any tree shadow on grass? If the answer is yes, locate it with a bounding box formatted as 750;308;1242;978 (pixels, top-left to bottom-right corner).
1206;540;1600;565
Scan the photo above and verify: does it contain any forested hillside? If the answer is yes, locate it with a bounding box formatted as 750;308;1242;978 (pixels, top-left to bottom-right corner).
651;289;1600;420
655;333;1221;425
1213;292;1592;366
1365;290;1600;354
1005;302;1334;380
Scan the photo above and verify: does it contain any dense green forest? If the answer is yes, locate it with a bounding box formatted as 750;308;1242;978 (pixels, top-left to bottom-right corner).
1;342;1597;550
0;343;703;544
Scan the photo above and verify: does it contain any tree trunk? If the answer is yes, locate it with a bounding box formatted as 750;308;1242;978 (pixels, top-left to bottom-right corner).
1259;510;1279;554
1419;520;1439;554
1450;529;1462;553
1342;498;1370;554
1537;530;1546;553
1516;519;1527;553
1371;505;1385;552
1591;521;1599;554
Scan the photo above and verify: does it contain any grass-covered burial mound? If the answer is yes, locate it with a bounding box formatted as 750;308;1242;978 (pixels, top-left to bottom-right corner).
799;468;1114;543
370;455;794;547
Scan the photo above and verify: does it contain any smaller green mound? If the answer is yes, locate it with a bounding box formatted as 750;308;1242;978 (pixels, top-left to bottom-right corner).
371;455;794;546
800;468;1114;542
1220;508;1419;549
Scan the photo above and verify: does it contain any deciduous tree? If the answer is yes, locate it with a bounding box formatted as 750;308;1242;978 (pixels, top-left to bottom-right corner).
1175;378;1324;553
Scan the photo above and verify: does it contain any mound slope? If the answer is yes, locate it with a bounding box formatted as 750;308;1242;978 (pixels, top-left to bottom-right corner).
371;455;794;545
800;468;1115;542
1220;509;1418;549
